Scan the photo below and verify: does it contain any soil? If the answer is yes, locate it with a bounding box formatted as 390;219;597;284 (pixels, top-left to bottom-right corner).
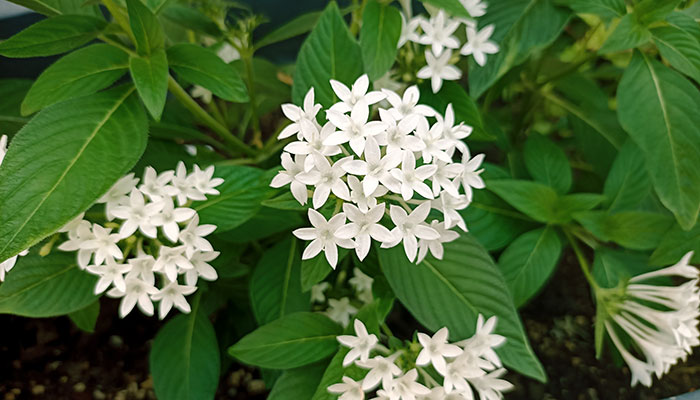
1;251;698;400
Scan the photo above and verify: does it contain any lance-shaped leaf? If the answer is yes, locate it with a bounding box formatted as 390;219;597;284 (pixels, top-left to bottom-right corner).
360;0;402;80
129;49;169;120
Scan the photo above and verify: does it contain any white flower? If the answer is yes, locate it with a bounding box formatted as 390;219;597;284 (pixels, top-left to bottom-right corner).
337;319;378;366
415;117;451;163
293;209;355;268
0;134;8;164
418;10;461;56
284;120;341;160
356;353;402;390
325;101;387;156
311;282;331;303
469;368;514;400
189;164;224;198
139;166;175;201
112;188;163;239
336;203;394;261
87;260;131;294
58;212;86;234
416;220;460;263
178;215;216;258
393;369;431;400
457;152;485;201
343;136;402;196
327;297;359;329
373;388;400;400
348;175;387;213
382;85;435;121
390;151;437;201
98;173;139;220
298;154;352;209
457;315;506;368
185;250;219;286
80;224;123;265
216;42;239;63
378;110;424;155
191;85;212;104
153;245;194;281
330;74;386;113
461;24;499;67
349;267;374;296
0;250;28;282
107;277;158;318
126;252;156;285
151;280;197;319
434;191;470;231
431;161;463;197
436;104;473;153
460;0;487;18
420;387;473;400
170;161;201;205
417;49;462;93
385;202;440;262
416;327;463;375
328;376;365;400
279;87;323;139
270;153;315;206
399;14;423;47
58;220;95;268
442;357;482;394
151;198;196;243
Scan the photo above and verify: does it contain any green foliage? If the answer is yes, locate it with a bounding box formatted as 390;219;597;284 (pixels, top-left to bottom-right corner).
0;85;147;262
22;44;129;115
418;81;491;141
651;25;700;85
379;234;546;381
523;134;571;194
0;15;106;58
68;300;100;332
301;249;349;292
228;312;342;369
6;0;101;16
0;79;32;134
150;299;220;400
292;2;363;107
574;211;673;250
268;361;328;400
127;0;165;55
360;0;402;81
420;0;471;18
599;14;651;54
602;141;650;212
559;0;625;19
0;253;98;317
129;49;169;120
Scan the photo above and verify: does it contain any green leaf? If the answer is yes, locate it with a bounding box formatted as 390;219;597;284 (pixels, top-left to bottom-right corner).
420;0;471;18
7;0;102;16
311;348;366;400
223;207;305;243
360;0;401;81
0;86;147;263
127;0;165;55
487;180;559;223
498;227;563;307
0;253;98;317
599;14;651;54
129;50;168;121
192;166;271;233
250;238;310;325
635;0;682;25
269;361;328;400
666;12;700;44
557;0;625;19
379;234;545;381
650;223;700;266
651;25;700;84
603;141;650;212
228;312;342;369
161;5;221;37
291;2;363;107
0;15;105;58
0;79;32;134
523;134;571;194
617;52;700;230
143;0;171;14
301;249;349;292
593;248;651;288
21;44;129;115
255;5;355;50
150;299;220;400
418;81;491;141
468;0;570;98
574;210;674;250
68;300;100;332
167;43;249;102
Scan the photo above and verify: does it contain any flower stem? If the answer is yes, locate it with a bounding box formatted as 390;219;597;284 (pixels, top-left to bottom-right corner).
564;229;599;290
417;366;440;388
167;76;257;157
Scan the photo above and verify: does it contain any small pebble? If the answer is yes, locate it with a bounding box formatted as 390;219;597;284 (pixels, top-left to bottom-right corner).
73;382;86;393
109;335;124;349
31;385;45;395
93;389;106;400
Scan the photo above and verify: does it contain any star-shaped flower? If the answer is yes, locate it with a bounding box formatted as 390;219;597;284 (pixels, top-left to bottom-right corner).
270;153;316;206
80;224;123;265
342;136;402;196
417;49;461;93
329;74;386;113
461;24;499;67
325;101;387;156
337;319;379;366
278;87;322;139
151;280;197;319
390;150;437;201
384;202;440;262
112;188;163;239
417;10;461;56
416;327;463;375
293;209;355;268
335;203;394;261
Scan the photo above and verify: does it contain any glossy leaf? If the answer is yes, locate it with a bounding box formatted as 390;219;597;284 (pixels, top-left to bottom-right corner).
617;52;700;230
291;2;363;107
360;0;402;80
487;180;559;223
269;361;328;400
0;86;147;262
129;50;169;121
651;25;700;84
498;227;563;307
523;134;571;194
0;253;98;317
22;44;129;115
650;223;700;266
127;0;165;55
228;312;342;369
0;15;105;58
603;141;650;212
379;234;546;381
574;211;674;250
167;43;249;102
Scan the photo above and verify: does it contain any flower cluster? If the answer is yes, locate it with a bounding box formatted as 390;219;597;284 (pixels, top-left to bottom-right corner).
271;77;485;268
329;316;513;400
399;0;499;92
600;251;700;387
0;135;28;281
57;162;223;319
313;268;375;328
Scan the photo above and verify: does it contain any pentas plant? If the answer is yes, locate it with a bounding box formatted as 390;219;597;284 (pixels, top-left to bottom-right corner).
271;76;485;268
329;317;512;400
0;135;28;281
55;162;222;319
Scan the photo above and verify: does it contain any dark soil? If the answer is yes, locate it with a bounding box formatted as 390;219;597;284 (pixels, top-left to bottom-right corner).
1;251;698;400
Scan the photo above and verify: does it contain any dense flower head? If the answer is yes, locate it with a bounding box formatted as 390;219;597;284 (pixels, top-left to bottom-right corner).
329;317;512;400
272;80;485;269
56;162;223;319
601;251;700;387
400;0;498;92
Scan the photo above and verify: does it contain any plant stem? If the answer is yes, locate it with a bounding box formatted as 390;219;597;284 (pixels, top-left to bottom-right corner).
564;230;598;290
167;76;257;157
241;51;263;148
98;34;136;56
